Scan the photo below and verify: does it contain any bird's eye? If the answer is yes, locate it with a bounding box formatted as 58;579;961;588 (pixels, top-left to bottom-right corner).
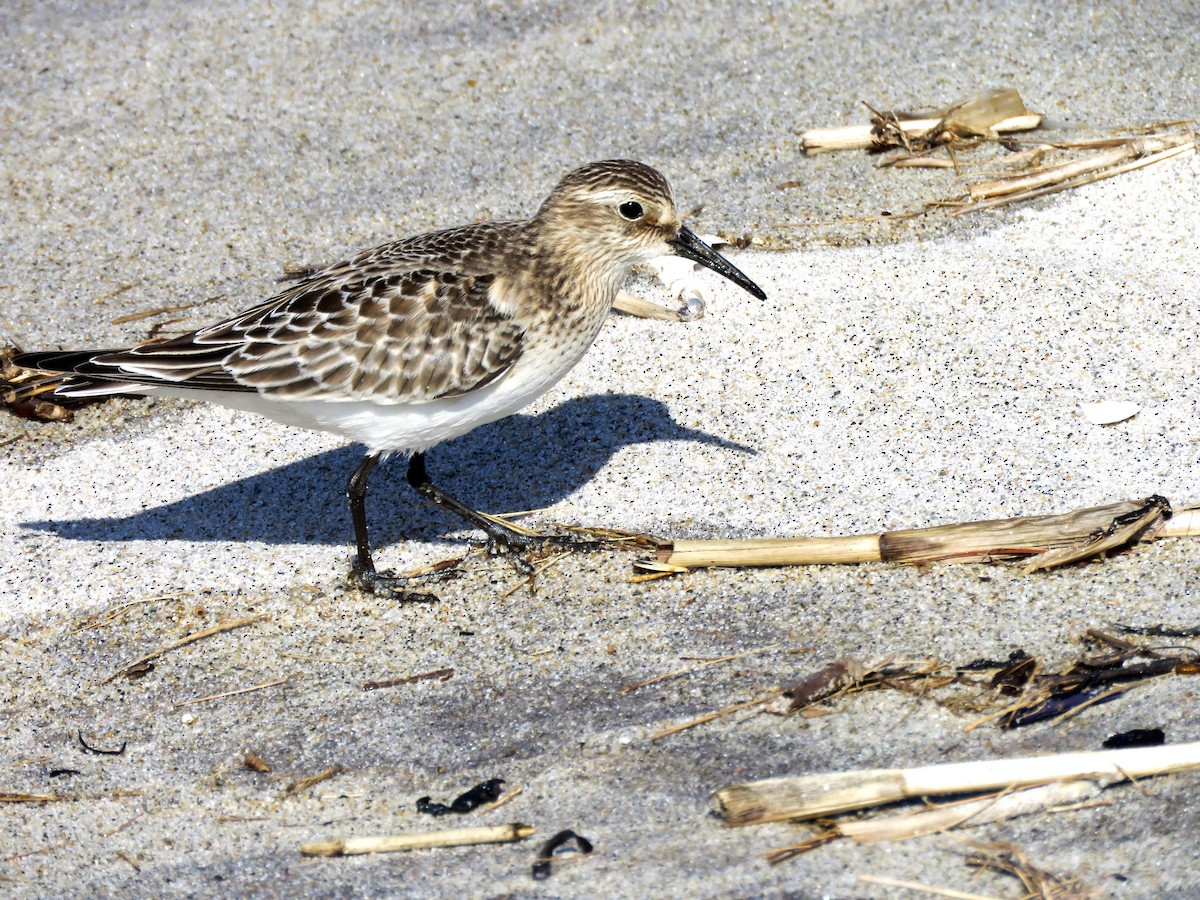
618;200;644;221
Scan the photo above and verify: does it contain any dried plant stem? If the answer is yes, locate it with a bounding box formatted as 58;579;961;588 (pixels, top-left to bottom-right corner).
300;823;534;857
800;89;1040;154
837;779;1113;842
613;291;687;321
619;643;781;695
712;741;1200;825
855;874;1004;900
967;145;1138;198
657;534;880;568
645;497;1191;572
172;675;293;707
1;792;64;803
649;691;779;742
956;135;1195;214
279;766;341;801
104;614;270;683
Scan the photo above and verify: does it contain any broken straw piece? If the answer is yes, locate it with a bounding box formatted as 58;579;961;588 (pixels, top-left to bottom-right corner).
1080;401;1141;425
612;292;678;321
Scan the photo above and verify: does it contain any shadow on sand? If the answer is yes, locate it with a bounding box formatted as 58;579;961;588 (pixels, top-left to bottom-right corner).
26;393;754;548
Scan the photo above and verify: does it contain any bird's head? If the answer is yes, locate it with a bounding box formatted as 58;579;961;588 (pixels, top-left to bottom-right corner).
534;160;766;300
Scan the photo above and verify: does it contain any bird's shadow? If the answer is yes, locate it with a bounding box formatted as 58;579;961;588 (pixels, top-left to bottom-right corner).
26;394;754;547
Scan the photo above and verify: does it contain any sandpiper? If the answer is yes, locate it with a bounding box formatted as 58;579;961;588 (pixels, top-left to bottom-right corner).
10;160;766;595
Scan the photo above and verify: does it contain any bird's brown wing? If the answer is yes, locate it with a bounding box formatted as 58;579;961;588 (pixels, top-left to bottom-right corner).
24;223;528;404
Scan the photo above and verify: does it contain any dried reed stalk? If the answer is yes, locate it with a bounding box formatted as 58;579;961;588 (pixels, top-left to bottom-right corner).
957;133;1195;214
644;496;1195;572
836;778;1114;842
800;88;1040;155
300;822;534;857
711;740;1200;825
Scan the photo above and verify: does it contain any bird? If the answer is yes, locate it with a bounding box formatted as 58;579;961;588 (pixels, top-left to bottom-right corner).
8;159;766;596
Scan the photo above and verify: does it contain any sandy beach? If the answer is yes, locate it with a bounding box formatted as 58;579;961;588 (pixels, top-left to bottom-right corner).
2;2;1198;897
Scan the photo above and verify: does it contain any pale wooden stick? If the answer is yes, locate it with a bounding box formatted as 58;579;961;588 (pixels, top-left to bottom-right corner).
711;741;1200;825
300;823;534;856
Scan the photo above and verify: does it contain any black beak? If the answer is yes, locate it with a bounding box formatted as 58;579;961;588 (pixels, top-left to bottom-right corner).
667;226;766;300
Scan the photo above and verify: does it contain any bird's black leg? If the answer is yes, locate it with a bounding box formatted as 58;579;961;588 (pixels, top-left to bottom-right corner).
405;451;599;560
347;451;435;601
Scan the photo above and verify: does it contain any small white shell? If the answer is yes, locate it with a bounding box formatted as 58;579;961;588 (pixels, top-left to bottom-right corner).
1080;401;1141;425
677;291;706;321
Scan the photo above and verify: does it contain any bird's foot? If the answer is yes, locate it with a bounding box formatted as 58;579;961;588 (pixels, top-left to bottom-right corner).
349;565;439;602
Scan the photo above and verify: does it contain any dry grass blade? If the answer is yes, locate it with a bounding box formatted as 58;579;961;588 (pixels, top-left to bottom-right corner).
108;294;224;325
478;784;524;813
362;667;454;690
613;291;688;321
648;691;779;742
763;830;840;864
475;509;540;537
279;765;342;800
172;675;294;707
856;874;1005;900
104;614;270;683
1;792;67;803
618;643;781;695
498;550;571;599
967;145;1136;198
71;595;185;634
963;840;1093;900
